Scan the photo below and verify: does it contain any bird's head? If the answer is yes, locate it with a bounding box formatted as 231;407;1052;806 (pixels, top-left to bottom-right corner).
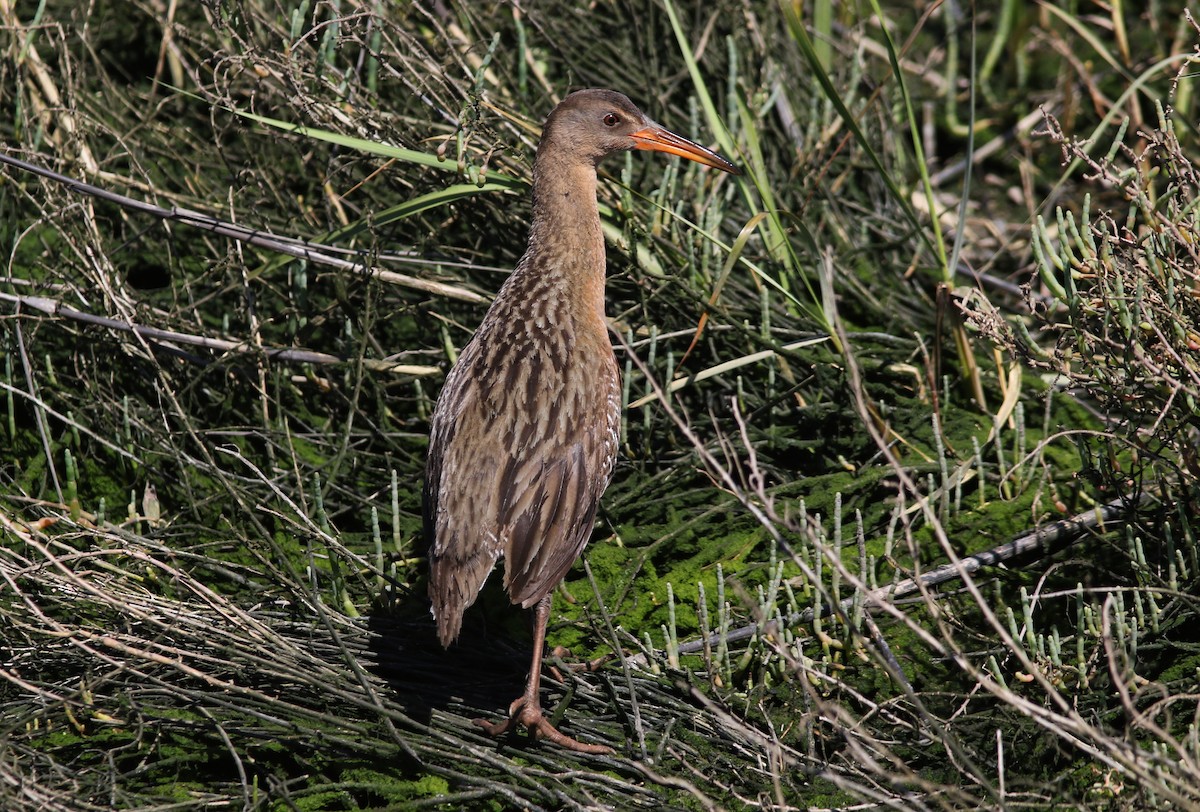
539;88;740;175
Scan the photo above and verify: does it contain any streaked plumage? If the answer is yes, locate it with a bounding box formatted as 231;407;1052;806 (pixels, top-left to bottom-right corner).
425;89;738;753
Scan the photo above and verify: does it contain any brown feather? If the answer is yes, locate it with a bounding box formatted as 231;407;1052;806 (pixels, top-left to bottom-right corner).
425;229;620;644
425;89;735;649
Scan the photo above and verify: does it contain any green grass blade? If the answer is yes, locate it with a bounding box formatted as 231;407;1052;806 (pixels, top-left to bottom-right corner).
864;0;947;278
779;0;937;262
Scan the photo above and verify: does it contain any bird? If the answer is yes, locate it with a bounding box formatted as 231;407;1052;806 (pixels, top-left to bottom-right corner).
425;88;739;753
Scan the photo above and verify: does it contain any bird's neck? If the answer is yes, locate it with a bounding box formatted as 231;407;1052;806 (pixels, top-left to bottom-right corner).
520;157;607;324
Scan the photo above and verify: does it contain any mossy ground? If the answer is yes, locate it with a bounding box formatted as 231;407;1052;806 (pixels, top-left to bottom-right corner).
3;1;1200;809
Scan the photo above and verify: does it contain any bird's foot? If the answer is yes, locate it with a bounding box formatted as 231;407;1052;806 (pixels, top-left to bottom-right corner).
475;698;613;755
547;646;611;682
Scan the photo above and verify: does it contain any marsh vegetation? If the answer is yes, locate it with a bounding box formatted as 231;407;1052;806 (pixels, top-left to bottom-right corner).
2;2;1198;809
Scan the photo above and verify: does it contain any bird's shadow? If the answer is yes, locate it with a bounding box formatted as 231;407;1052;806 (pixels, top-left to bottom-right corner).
364;581;536;728
362;574;624;758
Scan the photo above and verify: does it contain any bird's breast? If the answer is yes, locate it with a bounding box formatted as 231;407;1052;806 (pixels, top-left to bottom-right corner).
449;284;615;448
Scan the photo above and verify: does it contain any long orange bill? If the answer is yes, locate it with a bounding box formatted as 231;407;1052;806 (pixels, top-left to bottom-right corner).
630;125;741;175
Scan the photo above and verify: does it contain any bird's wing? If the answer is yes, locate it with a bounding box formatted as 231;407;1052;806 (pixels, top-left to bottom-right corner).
425;357;508;643
426;338;618;641
498;431;610;608
493;344;618;607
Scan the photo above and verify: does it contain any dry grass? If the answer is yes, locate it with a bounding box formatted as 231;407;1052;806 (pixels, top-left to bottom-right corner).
2;1;1200;809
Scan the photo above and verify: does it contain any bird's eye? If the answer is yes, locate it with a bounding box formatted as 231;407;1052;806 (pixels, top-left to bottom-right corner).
603;113;619;127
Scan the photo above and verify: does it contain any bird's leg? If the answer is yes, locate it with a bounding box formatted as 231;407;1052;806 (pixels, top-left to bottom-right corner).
475;594;613;754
